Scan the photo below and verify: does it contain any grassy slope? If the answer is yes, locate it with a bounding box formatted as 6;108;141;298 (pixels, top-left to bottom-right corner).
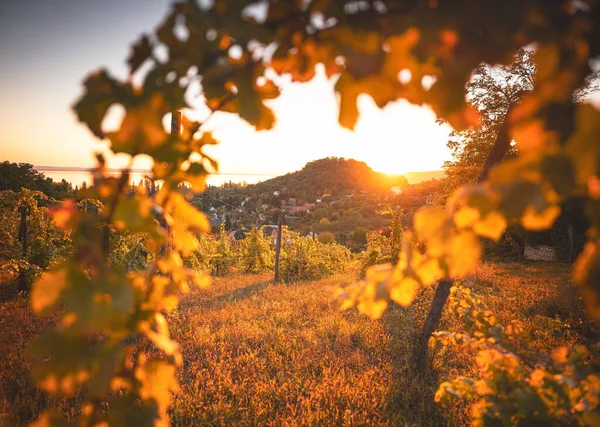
1;263;597;426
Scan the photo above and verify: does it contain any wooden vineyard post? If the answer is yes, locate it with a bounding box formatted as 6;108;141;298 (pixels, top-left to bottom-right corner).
274;213;282;282
165;111;181;253
17;204;28;292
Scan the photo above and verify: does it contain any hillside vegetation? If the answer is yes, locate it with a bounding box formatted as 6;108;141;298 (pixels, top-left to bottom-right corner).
248;158;408;200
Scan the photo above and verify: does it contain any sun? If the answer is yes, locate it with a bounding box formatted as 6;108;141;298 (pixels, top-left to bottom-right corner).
352;96;453;176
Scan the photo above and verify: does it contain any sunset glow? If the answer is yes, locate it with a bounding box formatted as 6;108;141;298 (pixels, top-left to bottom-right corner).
0;1;452;187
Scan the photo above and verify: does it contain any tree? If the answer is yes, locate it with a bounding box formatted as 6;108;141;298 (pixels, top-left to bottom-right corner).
317;231;336;244
0;162;69;199
318;217;331;229
389;207;403;264
414;50;538;367
341;209;363;231
0;162;45;192
30;1;600;425
442;49;534;197
351;226;368;246
314;207;328;221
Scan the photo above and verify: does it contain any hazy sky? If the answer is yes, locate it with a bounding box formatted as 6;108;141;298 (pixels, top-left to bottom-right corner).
0;0;453;186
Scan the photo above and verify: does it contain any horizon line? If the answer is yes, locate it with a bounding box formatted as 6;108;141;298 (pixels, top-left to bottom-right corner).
31;165;445;177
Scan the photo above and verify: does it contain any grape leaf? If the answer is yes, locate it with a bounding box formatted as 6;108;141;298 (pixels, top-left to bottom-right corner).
127;35;153;75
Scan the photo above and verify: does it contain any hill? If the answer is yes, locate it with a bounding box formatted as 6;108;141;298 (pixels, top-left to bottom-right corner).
247;157;408;201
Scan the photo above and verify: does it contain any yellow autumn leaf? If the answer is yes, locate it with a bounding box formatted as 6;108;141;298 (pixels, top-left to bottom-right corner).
108;98;167;155
29;410;56;427
170;193;210;256
189;271;211;289
49;200;78;230
414;206;450;257
520;204;561;231
113;194;154;232
333;287;356;311
143;328;180;357
136;360;179;425
454;206;480;229
357;297;388;320
382;27;421;80
551;346;569;364
357;275;389;320
447;231;482;278
365;263;393;284
566;104;600;186
415;257;445;286
473;211;507;241
512;119;559;152
572;241;600;321
390;276;419;306
415;206;447;238
31;268;68;316
534;44;559;82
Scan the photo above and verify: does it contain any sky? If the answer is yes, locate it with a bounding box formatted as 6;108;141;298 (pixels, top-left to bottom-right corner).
0;0;453;186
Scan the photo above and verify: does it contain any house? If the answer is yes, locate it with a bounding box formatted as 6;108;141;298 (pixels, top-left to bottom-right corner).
262;225;278;238
292;205;310;214
288;198;297;207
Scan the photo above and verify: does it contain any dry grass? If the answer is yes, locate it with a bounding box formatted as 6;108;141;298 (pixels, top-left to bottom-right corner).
0;262;596;426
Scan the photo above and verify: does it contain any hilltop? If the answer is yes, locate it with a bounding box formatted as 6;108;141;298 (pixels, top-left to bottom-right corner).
246;157;408;201
199;158;442;248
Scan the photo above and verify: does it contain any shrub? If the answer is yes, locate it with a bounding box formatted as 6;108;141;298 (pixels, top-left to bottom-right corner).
240;226;274;273
434;282;600;425
280;228;354;282
109;231;151;271
186;224;238;276
360;230;391;277
317;231;336;244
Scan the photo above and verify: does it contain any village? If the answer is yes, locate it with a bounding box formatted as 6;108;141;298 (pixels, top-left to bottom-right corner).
197;167;443;252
